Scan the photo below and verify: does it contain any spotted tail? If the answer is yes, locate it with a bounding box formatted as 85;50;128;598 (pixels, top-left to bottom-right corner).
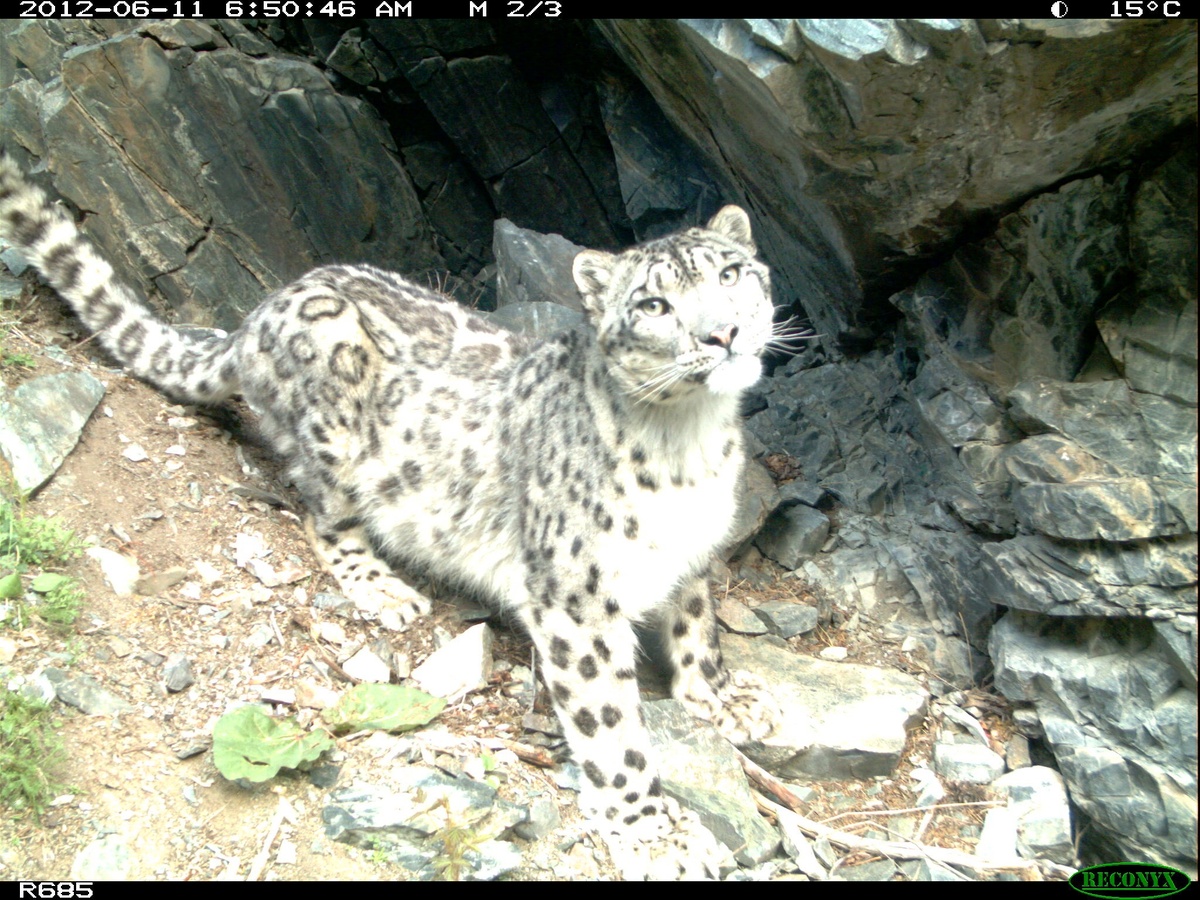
0;154;240;405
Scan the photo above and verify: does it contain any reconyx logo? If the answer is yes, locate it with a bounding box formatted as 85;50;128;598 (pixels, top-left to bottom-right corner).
1069;862;1190;899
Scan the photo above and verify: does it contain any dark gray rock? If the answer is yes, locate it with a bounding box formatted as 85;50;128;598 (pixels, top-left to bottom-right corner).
42;666;135;716
723;458;780;557
748;350;936;518
896;173;1130;395
323;770;526;881
885;530;997;650
1098;145;1197;406
162;653;196;693
401;141;496;275
1154;617;1198;692
367;22;619;249
752;602;819;639
981;535;1196;618
597;19;1194;343
722;633;928;781
643;699;780;866
595;67;724;240
1007;378;1196;477
754;505;829;570
990;611;1197;870
1013;477;1196;541
492;218;585;311
1004;434;1121;484
5;20;440;331
512;795;559;842
0;371;105;495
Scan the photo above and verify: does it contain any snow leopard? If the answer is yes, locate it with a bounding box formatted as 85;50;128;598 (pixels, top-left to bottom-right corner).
0;154;791;878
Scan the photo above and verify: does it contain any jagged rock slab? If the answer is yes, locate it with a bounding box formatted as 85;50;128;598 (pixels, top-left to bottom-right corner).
42;666;135;716
485;301;583;341
1007;378;1196;478
492;218;585;312
993;766;1075;865
1098;145;1197;406
5;19;441;330
323;770;526;881
721;633;928;780
723;457;779;555
981;534;1196;618
754;504;829;570
752;601;818;639
597;19;1196;341
643;700;779;866
0;371;105;495
990;611;1197;870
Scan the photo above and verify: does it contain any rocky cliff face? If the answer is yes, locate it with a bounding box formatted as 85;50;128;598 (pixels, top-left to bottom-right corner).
1;17;1194;873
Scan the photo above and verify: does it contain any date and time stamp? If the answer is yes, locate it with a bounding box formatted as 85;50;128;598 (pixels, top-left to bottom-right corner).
15;0;563;16
11;1;1190;17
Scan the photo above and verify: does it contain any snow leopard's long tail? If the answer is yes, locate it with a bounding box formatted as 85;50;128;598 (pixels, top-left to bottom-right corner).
0;154;240;405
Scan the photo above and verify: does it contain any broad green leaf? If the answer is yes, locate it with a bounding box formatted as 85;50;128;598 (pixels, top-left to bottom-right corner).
212;705;334;784
322;683;445;734
29;573;69;593
0;572;20;599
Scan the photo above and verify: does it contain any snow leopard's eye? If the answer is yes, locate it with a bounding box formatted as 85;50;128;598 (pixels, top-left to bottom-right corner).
719;264;741;287
637;298;671;317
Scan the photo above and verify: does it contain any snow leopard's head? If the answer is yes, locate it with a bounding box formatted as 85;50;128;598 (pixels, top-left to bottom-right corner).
573;206;777;404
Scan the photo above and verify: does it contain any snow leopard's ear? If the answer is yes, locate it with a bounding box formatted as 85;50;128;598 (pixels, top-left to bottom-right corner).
573;249;617;315
706;205;756;255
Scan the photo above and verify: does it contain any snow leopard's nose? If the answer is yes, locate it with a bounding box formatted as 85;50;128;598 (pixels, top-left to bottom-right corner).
702;324;739;350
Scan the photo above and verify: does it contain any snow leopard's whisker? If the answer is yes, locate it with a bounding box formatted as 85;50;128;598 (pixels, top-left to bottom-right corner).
633;362;688;404
766;319;819;352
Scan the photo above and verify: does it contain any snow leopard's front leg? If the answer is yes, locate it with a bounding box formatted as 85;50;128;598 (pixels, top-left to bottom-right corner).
661;570;779;744
304;513;431;629
517;599;731;880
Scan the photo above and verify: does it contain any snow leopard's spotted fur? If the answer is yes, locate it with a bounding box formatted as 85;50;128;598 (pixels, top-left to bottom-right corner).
0;154;782;877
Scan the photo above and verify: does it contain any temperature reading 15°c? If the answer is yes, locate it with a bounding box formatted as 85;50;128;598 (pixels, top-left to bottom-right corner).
1111;0;1182;13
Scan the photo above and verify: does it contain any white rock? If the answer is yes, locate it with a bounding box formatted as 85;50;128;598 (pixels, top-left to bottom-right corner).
976;805;1021;862
932;740;1006;784
940;703;992;746
193;560;224;584
342;646;392;683
275;839;297;865
234;532;269;567
85;546;141;596
412;623;495;698
121;444;148;462
818;646;848;661
316;622;347;645
909;766;945;807
993;766;1075;864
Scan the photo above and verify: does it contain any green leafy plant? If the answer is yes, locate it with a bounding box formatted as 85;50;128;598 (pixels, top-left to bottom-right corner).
211;704;336;783
322;683;446;734
212;684;446;787
430;797;487;882
0;689;68;819
0;498;84;631
0;499;83;570
0;349;35;370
